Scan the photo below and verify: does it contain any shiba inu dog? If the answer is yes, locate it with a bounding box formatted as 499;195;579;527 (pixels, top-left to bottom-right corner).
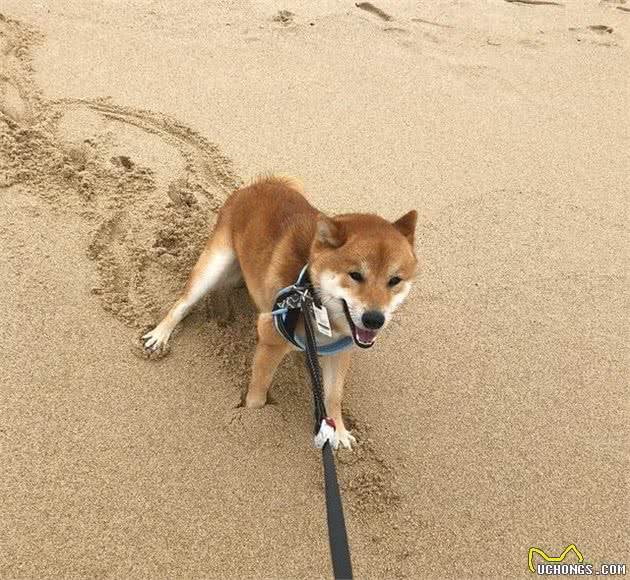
143;176;418;448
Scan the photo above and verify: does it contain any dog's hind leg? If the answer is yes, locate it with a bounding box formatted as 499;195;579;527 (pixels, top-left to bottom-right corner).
143;221;239;353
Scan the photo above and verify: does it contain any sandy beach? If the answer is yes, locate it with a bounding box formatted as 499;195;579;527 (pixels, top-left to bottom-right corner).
1;1;628;578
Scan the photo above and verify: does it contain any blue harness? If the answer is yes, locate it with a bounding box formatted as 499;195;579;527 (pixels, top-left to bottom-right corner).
271;265;354;356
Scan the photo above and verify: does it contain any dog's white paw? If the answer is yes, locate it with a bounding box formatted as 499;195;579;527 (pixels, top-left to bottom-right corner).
335;429;357;450
244;393;267;409
142;325;172;352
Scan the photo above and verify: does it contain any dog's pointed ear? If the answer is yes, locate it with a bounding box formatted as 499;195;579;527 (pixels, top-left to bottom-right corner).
392;210;417;244
316;215;345;248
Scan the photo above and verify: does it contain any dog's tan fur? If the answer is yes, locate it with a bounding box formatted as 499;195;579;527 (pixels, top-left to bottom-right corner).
143;176;418;448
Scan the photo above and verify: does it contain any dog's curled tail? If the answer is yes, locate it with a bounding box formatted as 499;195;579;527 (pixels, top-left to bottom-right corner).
249;173;305;194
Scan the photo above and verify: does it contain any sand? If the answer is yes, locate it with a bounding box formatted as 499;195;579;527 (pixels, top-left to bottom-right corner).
0;1;628;578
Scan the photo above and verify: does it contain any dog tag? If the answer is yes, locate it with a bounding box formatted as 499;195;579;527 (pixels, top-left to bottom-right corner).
313;304;332;337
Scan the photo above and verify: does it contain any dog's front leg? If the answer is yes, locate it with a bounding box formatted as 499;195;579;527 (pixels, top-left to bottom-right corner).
245;313;292;409
320;350;356;449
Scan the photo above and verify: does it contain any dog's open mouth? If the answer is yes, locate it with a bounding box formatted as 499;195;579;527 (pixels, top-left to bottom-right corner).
342;300;377;349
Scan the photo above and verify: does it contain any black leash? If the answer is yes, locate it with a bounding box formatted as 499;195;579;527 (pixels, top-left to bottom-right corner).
300;292;354;580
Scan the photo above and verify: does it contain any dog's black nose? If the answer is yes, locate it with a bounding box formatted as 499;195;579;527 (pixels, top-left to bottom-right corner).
361;310;385;329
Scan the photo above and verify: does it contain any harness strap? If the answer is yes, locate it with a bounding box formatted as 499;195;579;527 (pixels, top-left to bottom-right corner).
271;265;353;356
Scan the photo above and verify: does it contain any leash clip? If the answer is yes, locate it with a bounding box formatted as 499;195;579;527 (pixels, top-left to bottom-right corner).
314;417;337;449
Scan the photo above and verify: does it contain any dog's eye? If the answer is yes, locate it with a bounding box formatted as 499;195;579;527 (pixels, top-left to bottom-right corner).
388;276;402;287
349;271;364;282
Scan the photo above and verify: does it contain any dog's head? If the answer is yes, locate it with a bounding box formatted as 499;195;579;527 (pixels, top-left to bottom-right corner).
309;210;418;348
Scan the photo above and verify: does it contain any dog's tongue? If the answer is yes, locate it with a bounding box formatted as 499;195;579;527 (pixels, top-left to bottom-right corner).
356;327;377;344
